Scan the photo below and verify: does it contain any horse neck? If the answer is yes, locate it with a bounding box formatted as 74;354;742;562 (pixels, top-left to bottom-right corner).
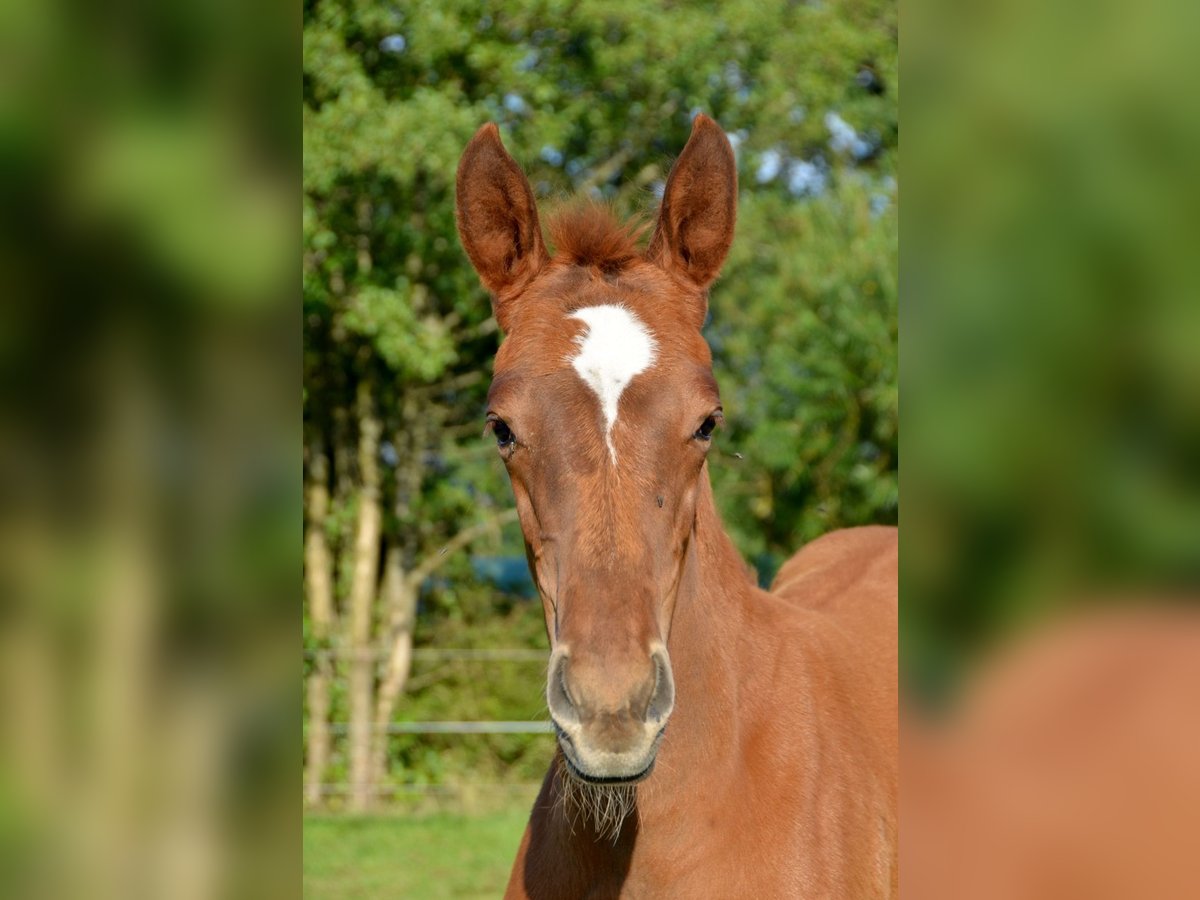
659;471;759;755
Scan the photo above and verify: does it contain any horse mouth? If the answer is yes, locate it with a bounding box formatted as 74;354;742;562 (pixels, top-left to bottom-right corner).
554;725;664;785
560;750;656;786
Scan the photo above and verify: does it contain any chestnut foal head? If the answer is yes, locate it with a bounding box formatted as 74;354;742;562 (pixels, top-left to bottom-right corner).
456;116;736;785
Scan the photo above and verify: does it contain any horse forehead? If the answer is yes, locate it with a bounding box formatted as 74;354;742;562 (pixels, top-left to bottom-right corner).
567;305;658;396
489;290;714;421
563;304;658;461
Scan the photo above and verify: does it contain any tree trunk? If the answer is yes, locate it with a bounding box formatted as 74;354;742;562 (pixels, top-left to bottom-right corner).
303;439;335;808
367;509;519;786
368;546;419;785
346;381;382;812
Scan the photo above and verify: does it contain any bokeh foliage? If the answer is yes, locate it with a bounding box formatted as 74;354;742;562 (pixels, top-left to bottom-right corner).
304;0;897;794
903;0;1200;709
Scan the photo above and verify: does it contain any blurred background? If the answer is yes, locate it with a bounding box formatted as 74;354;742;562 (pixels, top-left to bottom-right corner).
903;0;1200;707
903;0;1200;895
302;0;895;895
0;1;296;899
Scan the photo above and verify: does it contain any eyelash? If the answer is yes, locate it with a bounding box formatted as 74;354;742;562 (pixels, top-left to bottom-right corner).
486;415;515;450
695;411;723;441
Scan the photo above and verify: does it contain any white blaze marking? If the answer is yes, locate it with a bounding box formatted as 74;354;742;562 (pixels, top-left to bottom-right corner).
567;305;657;463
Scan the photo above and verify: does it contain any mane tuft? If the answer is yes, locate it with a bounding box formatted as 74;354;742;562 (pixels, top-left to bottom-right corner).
547;203;649;274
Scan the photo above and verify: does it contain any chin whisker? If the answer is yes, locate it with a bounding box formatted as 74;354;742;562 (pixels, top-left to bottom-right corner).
553;755;638;843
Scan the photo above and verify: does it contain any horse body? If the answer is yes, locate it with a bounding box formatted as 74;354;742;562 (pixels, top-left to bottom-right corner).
455;114;896;899
509;509;896;900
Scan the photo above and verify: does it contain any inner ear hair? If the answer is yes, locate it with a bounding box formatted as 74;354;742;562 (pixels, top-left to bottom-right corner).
455;123;549;328
647;114;738;293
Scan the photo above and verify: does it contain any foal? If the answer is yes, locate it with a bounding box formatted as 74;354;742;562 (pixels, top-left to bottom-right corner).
456;115;897;899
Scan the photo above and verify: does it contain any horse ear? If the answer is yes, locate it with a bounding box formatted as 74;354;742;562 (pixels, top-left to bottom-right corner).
456;124;549;330
647;114;737;300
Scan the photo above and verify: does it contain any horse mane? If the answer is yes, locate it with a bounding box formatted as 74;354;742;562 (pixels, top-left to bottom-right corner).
547;202;650;274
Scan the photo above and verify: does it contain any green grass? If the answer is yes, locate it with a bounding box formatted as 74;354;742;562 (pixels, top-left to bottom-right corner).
304;808;531;899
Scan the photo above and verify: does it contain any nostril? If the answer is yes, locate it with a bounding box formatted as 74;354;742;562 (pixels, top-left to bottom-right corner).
646;648;675;724
547;652;580;726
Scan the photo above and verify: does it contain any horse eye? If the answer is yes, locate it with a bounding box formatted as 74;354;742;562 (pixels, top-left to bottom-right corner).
492;418;515;448
695;415;719;441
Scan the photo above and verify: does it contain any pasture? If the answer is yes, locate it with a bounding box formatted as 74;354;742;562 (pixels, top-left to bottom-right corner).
304;808;529;899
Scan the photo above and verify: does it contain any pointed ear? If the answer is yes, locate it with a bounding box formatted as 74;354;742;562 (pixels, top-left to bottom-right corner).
455;124;549;330
647;114;738;298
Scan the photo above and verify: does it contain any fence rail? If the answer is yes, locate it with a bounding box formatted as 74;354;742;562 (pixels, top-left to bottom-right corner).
307;782;544;797
327;720;555;734
306;647;553;808
304;648;546;662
